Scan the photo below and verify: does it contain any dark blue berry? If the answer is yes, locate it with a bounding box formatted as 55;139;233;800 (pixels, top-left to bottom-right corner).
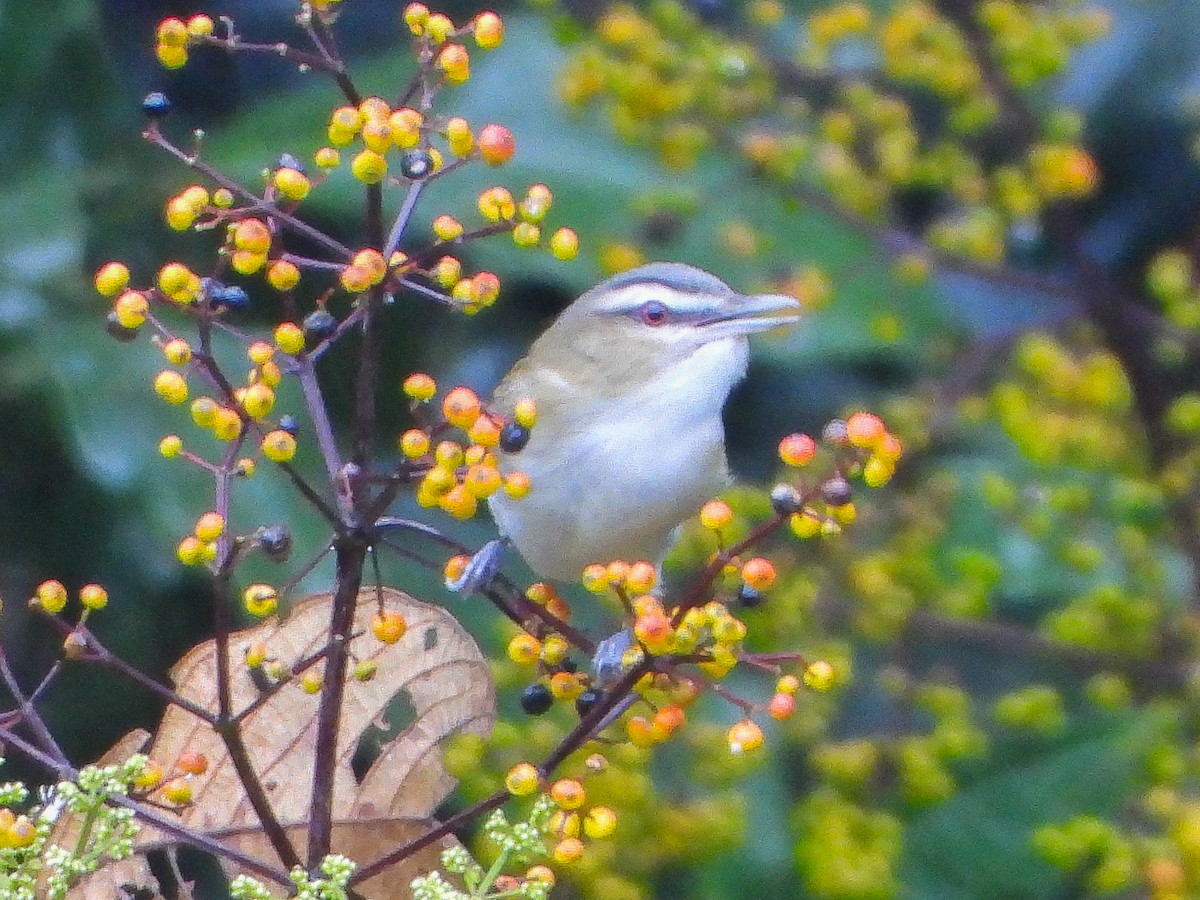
399;151;432;179
303;309;338;345
257;524;292;562
499;422;530;453
521;683;554;716
575;688;601;718
204;280;249;311
738;584;764;608
142;91;171;118
278;414;299;435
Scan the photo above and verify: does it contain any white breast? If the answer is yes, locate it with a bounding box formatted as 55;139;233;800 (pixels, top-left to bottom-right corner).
489;338;748;580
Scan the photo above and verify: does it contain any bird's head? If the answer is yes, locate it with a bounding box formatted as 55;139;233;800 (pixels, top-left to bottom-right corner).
526;262;802;397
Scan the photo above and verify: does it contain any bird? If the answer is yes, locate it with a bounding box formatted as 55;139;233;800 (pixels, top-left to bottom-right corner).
476;262;801;585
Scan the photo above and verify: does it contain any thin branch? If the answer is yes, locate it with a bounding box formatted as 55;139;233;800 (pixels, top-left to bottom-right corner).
0;726;293;887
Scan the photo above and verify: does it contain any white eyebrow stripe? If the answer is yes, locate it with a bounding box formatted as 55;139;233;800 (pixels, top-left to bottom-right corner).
592;283;725;316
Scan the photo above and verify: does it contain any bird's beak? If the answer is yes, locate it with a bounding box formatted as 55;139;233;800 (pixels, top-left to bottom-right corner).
698;293;802;341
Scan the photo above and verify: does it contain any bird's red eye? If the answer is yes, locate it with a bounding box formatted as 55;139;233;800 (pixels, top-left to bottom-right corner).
640;301;669;326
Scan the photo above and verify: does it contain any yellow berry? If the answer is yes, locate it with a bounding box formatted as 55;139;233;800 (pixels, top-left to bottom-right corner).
503;472;531;499
549;227;579;260
351;150;387;185
443;386;482;429
243;583;278;617
241;383;275;419
507;632;541;665
274;322;305;355
176;536;204;566
154;370;188;404
79;583;108;611
433;214;464;241
94;262;130;296
212;407;243;442
273;167;309;201
34;580;68;614
473;11;504;49
232;219;271;254
804;659;836;690
314;147;340;168
403;372;437;401
194;512;225;542
583;806;617;839
399;429;430;458
505;762;540;796
726;719;764;754
159;435;183;458
161;777;192;805
114;290;149;328
261;430;297;462
267;260;301;292
550;778;586;809
162;338;192;365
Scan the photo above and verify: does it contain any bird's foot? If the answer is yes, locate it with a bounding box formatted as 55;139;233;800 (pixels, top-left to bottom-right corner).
446;537;510;595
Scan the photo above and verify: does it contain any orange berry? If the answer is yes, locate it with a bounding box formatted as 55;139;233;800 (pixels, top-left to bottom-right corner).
478;124;515;165
550;778;586;809
741;557;777;591
473;11;504;49
846;411;886;448
176;750;208;775
402;372;437;401
779;432;817;465
553;837;584;865
372;609;407;644
768;692;796;719
442;386;482;429
699;499;733;529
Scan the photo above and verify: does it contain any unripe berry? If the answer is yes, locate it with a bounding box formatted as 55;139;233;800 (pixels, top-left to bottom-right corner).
548;227;579;260
94;262;130;296
34;580;68;614
505;762;540;796
274;322;305;355
351;150;388;184
243;584;278;617
261;430;297;462
551;778;586;810
154;370;188;404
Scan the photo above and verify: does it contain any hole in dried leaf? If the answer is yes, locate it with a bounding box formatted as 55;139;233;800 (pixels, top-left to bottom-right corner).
351;689;418;781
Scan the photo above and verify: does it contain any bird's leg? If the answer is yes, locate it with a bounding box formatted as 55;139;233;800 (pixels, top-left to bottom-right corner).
446;536;511;594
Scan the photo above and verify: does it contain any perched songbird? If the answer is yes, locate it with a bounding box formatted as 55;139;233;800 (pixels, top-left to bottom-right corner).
484;262;801;582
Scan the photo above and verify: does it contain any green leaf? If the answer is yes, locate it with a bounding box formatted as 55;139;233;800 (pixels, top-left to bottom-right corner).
900;707;1175;899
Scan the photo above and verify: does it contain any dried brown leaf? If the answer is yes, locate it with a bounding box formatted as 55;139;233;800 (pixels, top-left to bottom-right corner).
82;588;494;898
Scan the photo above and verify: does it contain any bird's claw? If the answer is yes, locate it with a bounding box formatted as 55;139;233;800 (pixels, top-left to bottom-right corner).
446;538;509;594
